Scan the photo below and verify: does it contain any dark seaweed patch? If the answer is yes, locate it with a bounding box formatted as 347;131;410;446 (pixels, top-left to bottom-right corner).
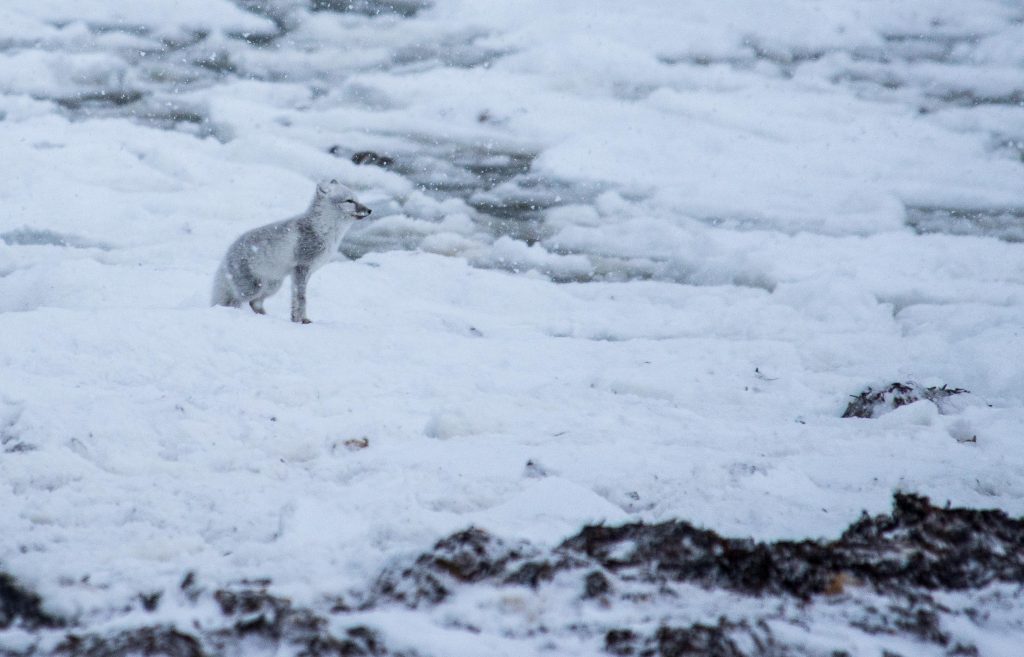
5;494;1020;656
376;493;1024;604
0;573;60;630
842;382;969;418
372;528;535;607
57;627;206;657
41;580;411;657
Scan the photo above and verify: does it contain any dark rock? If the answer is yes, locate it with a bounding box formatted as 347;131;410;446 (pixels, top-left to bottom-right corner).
351;151;395;168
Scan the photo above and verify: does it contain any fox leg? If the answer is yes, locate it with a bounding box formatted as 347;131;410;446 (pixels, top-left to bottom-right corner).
247;278;282;316
291;265;312;324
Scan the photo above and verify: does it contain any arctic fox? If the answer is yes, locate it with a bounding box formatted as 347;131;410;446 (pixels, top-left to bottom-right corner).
211;179;371;323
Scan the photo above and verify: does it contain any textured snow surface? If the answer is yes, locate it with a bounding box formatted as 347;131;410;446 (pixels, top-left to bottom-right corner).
1;0;1024;655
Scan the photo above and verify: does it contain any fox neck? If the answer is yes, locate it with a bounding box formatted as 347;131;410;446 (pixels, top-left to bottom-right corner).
308;196;356;234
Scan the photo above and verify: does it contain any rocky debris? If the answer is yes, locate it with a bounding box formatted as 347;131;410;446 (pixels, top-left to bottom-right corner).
842;382;970;418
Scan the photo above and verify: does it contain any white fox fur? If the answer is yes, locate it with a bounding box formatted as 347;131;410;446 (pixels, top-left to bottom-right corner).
211;179;371;323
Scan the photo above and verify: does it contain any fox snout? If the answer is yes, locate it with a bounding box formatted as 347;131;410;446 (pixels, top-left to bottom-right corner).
353;203;372;219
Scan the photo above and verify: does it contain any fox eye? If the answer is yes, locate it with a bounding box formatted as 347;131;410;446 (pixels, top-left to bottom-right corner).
344;198;354;203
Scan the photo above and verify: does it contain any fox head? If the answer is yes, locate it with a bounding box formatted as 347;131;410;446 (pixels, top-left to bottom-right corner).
316;179;372;219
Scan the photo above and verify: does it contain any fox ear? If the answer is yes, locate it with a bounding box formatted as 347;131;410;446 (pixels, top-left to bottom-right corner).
316;183;327;196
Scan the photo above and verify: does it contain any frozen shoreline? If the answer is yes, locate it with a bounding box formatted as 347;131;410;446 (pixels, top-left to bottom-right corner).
2;1;1024;654
5;493;1024;656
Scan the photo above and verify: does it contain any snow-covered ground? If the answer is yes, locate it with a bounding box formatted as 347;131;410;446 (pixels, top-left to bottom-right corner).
1;1;1024;655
